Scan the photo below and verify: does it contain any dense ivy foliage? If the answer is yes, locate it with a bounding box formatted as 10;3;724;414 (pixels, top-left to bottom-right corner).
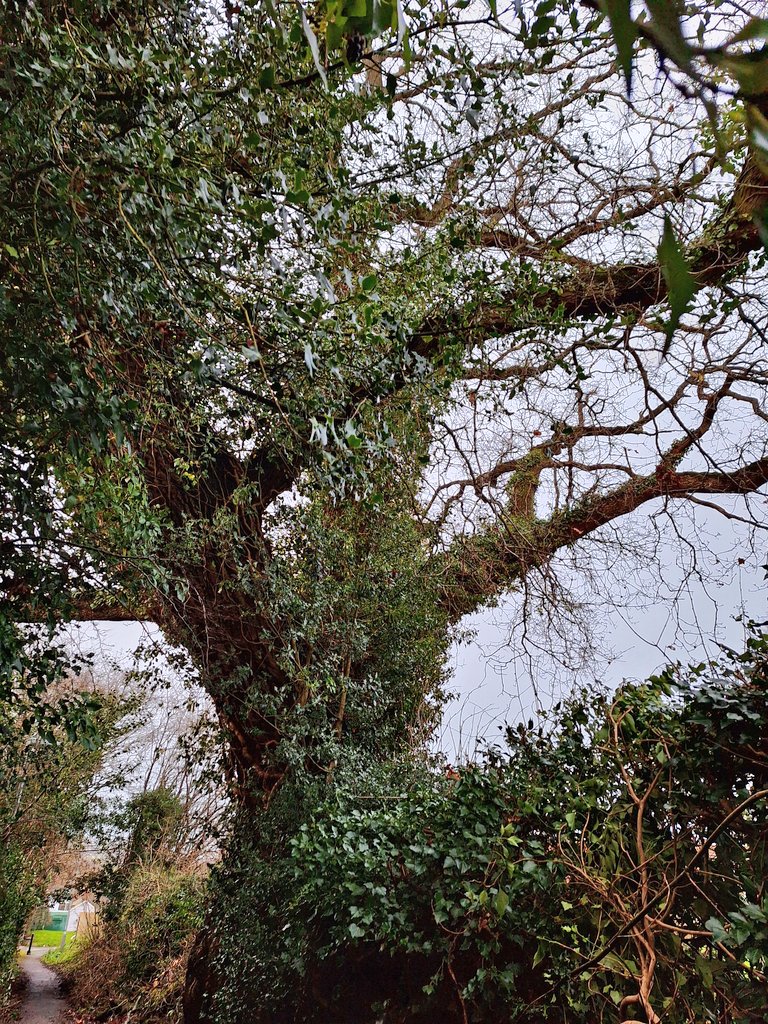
0;0;467;801
0;845;37;999
204;637;768;1023
4;0;768;795
4;1;768;1020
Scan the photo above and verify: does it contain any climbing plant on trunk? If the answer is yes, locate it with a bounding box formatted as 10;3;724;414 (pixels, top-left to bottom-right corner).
3;0;768;1016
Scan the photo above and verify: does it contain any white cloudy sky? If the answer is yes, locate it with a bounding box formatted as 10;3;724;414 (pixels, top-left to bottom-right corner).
439;497;767;758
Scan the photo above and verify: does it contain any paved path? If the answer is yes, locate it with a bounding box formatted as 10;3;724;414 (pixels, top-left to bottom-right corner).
18;949;67;1024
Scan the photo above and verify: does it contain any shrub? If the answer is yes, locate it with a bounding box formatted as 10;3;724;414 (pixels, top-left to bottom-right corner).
205;637;768;1023
0;844;37;1000
56;861;206;1024
120;863;206;982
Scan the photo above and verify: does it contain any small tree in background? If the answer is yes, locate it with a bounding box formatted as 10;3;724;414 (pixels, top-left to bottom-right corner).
0;676;123;999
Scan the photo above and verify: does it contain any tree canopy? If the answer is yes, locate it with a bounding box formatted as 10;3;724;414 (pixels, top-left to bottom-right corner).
3;0;767;782
2;0;768;1019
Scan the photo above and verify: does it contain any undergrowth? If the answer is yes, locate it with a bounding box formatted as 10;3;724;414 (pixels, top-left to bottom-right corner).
201;639;768;1024
53;862;205;1024
0;959;27;1024
42;936;86;966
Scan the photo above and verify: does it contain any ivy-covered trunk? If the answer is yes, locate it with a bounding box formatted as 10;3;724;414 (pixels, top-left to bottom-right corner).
172;532;450;1021
6;1;768;1020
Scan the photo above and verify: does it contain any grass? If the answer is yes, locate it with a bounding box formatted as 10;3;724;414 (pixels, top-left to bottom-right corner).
29;930;76;948
42;937;86;966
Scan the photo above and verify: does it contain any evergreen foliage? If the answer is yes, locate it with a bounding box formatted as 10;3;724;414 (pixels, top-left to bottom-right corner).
3;1;768;1020
204;637;768;1023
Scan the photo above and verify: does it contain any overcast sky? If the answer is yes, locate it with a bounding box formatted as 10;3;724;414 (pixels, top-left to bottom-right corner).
439;497;767;758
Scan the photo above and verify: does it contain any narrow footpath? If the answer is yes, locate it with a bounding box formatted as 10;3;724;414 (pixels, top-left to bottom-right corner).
18;950;67;1024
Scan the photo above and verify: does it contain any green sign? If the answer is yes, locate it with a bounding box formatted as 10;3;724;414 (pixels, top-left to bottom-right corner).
48;911;68;932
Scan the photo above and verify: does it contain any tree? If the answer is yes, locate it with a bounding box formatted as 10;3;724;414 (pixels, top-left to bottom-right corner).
0;673;123;999
2;0;768;1017
84;649;228;863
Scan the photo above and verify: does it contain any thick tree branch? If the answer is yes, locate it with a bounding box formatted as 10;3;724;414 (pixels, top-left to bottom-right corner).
440;456;768;621
413;154;768;357
6;585;149;624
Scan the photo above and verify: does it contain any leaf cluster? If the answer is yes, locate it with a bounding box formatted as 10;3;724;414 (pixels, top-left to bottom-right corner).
206;636;768;1022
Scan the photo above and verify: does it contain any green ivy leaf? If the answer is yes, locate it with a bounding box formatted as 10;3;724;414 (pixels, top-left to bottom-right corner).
258;65;276;89
694;953;714;989
301;10;328;90
494;889;509;916
645;0;692;70
730;17;768;44
705;916;728;943
747;105;768;176
600;0;636;92
658;215;699;348
720;53;768;98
